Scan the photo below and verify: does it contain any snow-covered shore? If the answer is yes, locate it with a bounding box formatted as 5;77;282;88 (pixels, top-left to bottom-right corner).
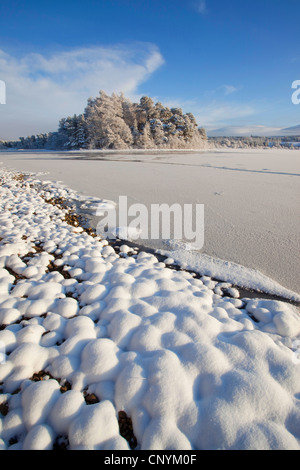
0;166;299;450
0;148;299;296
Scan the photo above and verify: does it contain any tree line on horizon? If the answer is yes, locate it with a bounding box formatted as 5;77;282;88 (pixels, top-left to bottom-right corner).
0;92;208;150
207;135;300;149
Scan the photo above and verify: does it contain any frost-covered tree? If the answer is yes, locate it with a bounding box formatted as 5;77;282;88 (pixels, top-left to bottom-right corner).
85;91;133;149
134;122;154;148
198;127;207;140
139;96;154;116
74;115;88;149
149;118;166;147
122;96;136;129
10;91;210;150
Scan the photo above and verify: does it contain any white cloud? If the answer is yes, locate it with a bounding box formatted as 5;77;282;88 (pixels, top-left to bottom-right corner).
0;43;165;139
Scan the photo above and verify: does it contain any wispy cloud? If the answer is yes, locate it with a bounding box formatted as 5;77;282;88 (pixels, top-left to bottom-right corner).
201;84;241;100
195;102;256;127
0;43;165;139
223;85;239;96
197;0;207;15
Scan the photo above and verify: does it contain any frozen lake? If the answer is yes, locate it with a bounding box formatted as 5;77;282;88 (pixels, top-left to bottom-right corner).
0;148;299;296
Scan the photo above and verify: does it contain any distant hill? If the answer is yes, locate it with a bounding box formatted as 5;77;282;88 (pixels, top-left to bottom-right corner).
207;125;300;138
276;125;300;136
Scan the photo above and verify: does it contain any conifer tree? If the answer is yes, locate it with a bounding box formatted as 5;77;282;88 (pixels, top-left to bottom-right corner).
13;91;208;150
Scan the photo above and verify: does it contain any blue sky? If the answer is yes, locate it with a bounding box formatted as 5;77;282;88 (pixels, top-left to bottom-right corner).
0;0;299;138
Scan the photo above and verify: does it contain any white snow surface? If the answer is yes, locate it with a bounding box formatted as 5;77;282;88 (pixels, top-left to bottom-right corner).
0;166;299;450
157;242;300;303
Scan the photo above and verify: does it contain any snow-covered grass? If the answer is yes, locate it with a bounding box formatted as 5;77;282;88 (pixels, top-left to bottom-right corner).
0;167;300;450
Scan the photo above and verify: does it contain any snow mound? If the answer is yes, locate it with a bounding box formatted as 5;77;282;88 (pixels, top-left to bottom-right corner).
0;166;299;451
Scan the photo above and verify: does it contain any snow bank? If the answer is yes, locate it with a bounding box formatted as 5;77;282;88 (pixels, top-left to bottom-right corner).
0;167;299;450
157;244;300;302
